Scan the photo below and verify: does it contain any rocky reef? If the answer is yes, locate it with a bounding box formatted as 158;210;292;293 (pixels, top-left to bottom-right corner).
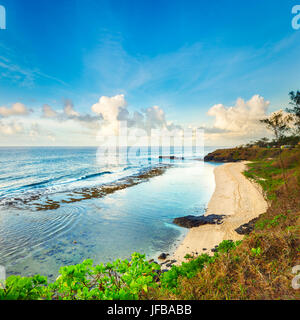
173;214;225;228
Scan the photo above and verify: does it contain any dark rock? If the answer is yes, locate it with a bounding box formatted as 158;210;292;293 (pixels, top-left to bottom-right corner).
235;216;260;235
166;263;173;268
202;248;207;251
204;149;241;163
204;155;239;163
158;253;169;260
148;259;154;263
160;259;170;266
153;275;160;282
173;214;225;228
158;156;184;160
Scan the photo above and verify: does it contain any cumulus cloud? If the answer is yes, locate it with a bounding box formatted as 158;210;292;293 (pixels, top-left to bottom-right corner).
91;94;182;138
0;102;30;117
202;94;273;145
92;94;126;121
42;104;58;118
207;95;270;134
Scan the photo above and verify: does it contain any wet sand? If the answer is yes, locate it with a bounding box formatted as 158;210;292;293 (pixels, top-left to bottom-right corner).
173;161;268;262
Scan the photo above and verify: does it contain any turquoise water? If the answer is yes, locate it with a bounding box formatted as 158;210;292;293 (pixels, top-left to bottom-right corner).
0;147;219;280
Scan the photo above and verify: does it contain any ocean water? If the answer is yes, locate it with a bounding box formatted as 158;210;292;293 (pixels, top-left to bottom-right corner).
0;146;220;280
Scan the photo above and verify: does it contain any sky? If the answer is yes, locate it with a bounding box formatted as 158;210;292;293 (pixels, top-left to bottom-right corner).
0;0;300;146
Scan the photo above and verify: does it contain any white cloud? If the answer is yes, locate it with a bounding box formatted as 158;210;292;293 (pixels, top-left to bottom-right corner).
207;95;270;134
91;94;182;138
42;100;100;130
0;120;24;135
204;95;272;145
64;99;80;117
91;94;126;121
42;104;58;118
0;102;30;117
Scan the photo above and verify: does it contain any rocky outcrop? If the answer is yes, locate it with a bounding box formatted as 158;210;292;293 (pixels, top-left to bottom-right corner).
173;214;225;228
204;154;239;162
235;216;261;235
204;149;241;162
204;147;281;163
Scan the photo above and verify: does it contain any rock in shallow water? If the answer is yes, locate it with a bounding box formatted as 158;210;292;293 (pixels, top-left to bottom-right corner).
173;214;225;228
158;156;184;160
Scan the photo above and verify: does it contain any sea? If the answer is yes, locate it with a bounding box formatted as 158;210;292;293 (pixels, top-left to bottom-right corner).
0;146;221;280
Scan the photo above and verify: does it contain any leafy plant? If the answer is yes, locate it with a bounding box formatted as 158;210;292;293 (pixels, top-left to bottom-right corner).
0;275;47;300
160;254;215;291
255;215;287;230
0;253;160;300
215;240;242;254
251;247;262;257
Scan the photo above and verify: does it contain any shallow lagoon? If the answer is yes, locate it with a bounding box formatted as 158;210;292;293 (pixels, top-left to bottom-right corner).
0;148;219;280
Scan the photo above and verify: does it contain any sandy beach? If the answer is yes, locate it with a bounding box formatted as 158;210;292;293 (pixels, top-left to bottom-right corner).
173;161;269;262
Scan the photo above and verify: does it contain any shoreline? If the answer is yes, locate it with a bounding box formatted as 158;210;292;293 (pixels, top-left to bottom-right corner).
172;161;268;263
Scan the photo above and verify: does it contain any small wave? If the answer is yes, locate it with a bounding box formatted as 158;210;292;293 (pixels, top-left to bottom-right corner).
23;179;55;189
78;171;112;181
1;171;113;195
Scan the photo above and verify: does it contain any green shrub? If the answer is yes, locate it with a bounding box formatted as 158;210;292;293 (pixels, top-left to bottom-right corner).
160;240;242;291
255;215;287;230
0;253;160;300
0;275;47;300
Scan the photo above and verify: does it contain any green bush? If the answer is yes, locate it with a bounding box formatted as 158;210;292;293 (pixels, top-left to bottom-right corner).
160;240;242;291
0;275;47;300
0;253;160;300
255;215;287;230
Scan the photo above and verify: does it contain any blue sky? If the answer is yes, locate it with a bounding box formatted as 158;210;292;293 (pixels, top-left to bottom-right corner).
0;0;300;146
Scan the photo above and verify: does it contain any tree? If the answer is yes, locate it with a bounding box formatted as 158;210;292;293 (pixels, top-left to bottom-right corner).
260;110;293;193
260;110;293;144
256;137;269;148
286;90;300;133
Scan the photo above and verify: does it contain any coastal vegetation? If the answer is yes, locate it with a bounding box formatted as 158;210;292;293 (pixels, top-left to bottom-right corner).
0;91;299;300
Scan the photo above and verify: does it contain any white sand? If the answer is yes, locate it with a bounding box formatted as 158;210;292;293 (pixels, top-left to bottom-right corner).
173;161;269;263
